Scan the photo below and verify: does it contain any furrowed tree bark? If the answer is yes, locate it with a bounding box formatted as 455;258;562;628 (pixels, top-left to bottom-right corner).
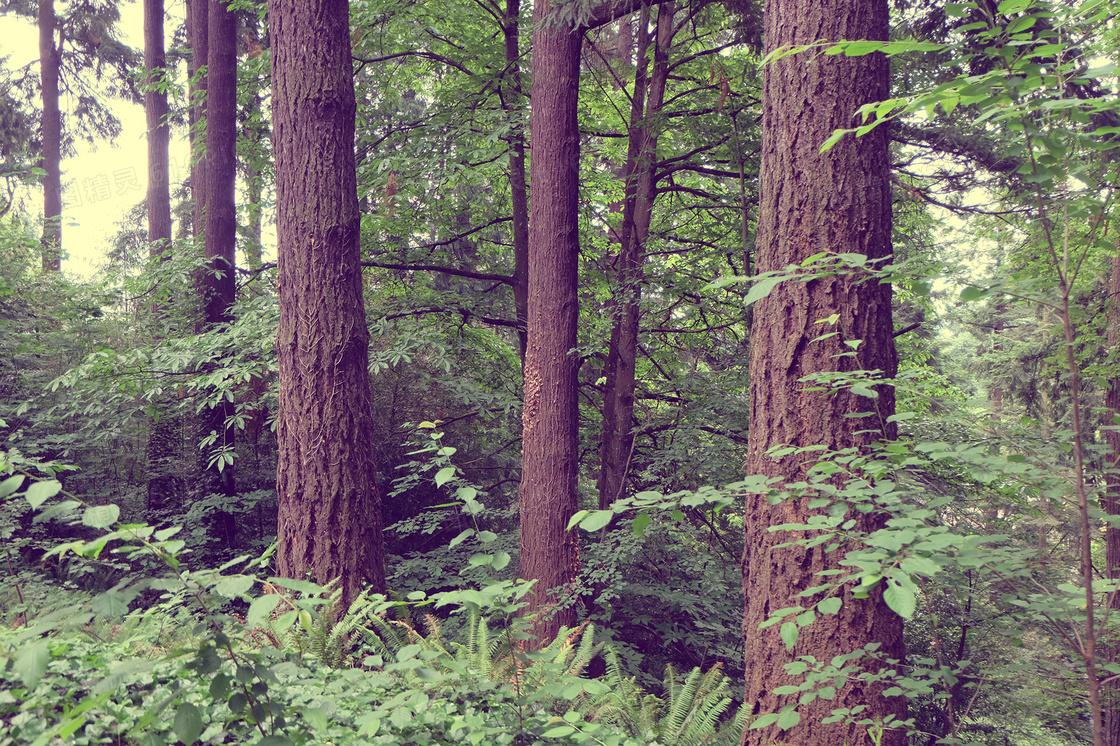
597;4;672;510
38;0;62;271
1104;253;1120;746
144;0;181;518
271;0;386;607
741;1;905;744
196;0;238;504
518;0;583;647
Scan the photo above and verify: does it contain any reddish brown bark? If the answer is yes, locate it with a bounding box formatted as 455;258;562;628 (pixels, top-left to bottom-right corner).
518;0;583;646
38;0;61;271
597;5;673;510
144;0;180;516
741;1;905;744
193;0;238;501
1104;254;1120;746
271;0;386;607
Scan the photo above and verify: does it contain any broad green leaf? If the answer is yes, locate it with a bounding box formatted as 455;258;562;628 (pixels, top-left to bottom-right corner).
434;466;457;487
173;703;204;745
750;713;780;730
819;129;849;153
542;726;577;737
256;738;293;746
883;581;917;619
14;639;49;689
25;480;62;509
491;551;511;570
213;575;255;598
0;475;25;499
780;621;799;650
92;590;130;617
246;594;281;627
82;504;119;529
449;529;474;548
899;555;941;576
578;509;614;532
745;275;785;305
302;707;329;731
632;511;652;537
776;708;802;730
818;597;842;615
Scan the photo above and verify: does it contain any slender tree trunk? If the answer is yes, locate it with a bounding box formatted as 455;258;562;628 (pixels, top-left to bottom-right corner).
518;1;583;647
501;0;529;365
597;5;672;510
741;1;905;745
1104;254;1120;746
195;0;238;503
38;0;62;271
188;0;208;242
271;0;386;608
144;0;181;518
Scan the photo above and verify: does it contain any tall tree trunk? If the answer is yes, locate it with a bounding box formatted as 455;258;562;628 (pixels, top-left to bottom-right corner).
188;0;208;242
597;5;672;510
196;0;238;502
271;0;386;608
144;0;181;518
501;0;529;365
518;1;583;647
1104;254;1120;746
38;0;62;272
741;1;905;745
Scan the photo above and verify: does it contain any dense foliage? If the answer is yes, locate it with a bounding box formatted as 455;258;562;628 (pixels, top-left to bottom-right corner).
5;0;1120;744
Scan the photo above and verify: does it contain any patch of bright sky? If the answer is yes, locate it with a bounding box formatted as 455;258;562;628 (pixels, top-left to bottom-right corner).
0;0;192;279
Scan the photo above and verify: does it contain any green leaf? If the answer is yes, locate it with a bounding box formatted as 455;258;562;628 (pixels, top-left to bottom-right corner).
93;590;130;617
959;286;987;301
14;639;49;690
173;703;204;745
819;129;849;153
25;479;62;509
302;707;329;731
818;597;842;615
0;475;25;499
780;621;799;650
449;529;474;548
776;708;802;730
883;580;917;619
750;713;780;730
632;511;652;537
542;725;577;737
246;594;281;627
434;466;457;487
82;504;120;529
256;738;294;746
213;575;255;598
745;275;785;306
578;510;614;532
491;551;511;570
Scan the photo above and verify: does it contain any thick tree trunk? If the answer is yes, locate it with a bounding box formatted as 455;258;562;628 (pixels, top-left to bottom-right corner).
501;0;529;365
518;2;583;647
741;1;905;745
271;0;386;608
144;0;180;517
597;5;672;510
38;0;62;271
195;0;238;502
1104;254;1120;746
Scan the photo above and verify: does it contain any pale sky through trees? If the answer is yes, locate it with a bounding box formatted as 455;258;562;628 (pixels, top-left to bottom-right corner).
1;0;192;277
